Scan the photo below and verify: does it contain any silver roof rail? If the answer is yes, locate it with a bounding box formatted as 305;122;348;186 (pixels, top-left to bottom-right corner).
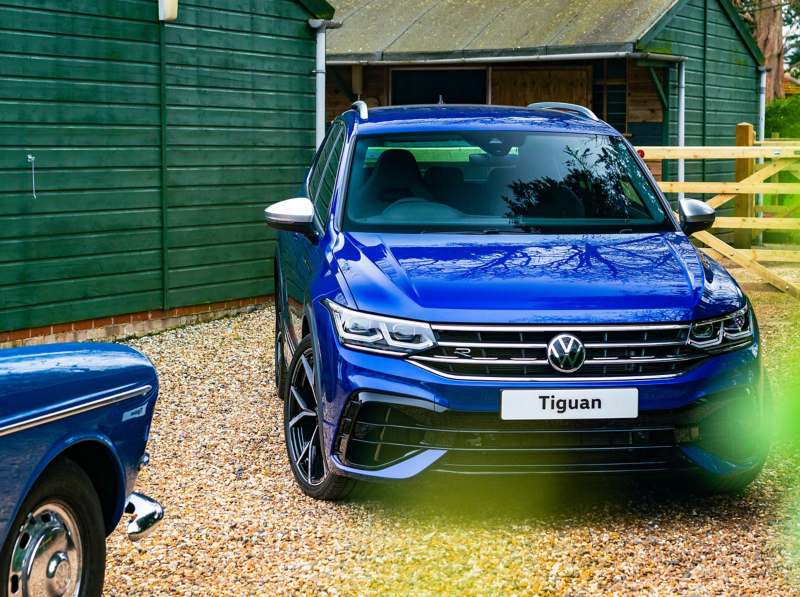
351;101;368;120
528;102;599;121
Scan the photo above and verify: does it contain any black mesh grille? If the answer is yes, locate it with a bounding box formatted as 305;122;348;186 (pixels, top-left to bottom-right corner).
333;387;761;474
409;325;706;379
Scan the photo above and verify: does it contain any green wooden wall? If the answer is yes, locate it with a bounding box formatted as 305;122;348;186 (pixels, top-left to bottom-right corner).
641;0;760;212
0;0;317;332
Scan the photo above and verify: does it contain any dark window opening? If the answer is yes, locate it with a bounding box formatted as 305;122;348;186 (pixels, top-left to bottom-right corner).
391;69;487;105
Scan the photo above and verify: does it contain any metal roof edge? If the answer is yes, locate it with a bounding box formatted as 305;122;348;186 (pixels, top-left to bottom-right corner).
328;42;637;64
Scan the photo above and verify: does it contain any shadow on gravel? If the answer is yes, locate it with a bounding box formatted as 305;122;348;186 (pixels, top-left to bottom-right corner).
354;473;734;525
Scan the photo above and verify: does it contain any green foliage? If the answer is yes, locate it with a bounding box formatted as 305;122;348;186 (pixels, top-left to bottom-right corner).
766;94;800;138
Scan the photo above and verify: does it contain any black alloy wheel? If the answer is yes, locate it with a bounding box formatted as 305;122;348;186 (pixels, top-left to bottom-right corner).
283;336;365;500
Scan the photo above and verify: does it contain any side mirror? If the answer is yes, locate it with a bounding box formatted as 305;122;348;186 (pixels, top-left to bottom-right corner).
678;198;715;236
265;197;318;241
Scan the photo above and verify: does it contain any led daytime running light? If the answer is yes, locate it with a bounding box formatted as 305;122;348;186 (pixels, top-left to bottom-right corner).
324;300;436;355
688;305;753;351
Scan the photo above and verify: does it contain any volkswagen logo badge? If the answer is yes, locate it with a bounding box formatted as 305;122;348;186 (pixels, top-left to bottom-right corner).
547;333;586;373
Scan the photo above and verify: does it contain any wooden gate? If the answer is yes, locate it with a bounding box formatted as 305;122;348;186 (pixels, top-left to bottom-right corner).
637;123;800;298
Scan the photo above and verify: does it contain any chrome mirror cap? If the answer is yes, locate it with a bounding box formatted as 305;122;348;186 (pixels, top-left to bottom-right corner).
265;197;314;226
125;492;164;542
679;198;715;236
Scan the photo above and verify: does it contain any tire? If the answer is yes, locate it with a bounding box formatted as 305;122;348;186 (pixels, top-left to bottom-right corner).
283;336;364;500
0;457;106;597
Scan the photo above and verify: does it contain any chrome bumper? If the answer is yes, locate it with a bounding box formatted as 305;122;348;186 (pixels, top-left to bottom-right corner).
124;492;164;542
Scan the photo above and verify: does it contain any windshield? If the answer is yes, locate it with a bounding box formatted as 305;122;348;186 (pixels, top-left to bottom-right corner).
342;131;673;234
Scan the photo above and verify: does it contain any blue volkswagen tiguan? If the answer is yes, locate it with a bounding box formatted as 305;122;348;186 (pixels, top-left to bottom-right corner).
266;103;769;500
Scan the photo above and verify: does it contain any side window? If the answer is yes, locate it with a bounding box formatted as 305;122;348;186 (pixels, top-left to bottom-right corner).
313;123;345;225
307;127;336;201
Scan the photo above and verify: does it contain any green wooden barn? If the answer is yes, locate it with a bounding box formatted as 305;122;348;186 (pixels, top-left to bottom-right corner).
326;0;765;198
0;0;333;335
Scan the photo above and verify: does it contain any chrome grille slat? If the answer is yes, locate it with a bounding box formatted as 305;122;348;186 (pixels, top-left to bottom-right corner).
411;355;697;365
438;341;548;348
411;323;704;380
432;324;691;332
584;340;686;348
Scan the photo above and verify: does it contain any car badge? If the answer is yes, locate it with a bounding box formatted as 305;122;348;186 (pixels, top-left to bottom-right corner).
547;333;586;373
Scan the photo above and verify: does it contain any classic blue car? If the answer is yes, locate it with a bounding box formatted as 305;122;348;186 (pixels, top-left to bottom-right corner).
0;343;163;596
266;103;770;500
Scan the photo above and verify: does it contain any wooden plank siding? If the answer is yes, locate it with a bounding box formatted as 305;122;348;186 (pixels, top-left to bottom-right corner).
0;0;317;333
163;0;316;308
643;0;759;212
627;62;664;180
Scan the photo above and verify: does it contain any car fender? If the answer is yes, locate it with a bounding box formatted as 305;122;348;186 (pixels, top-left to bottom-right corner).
302;300;333;470
1;432;128;547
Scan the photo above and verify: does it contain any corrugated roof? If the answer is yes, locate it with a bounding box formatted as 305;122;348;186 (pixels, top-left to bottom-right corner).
326;0;681;62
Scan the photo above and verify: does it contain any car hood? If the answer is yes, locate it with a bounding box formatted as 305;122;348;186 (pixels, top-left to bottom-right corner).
0;343;158;422
332;232;744;324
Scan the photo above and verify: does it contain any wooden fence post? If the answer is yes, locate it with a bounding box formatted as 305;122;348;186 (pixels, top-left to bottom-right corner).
734;123;755;249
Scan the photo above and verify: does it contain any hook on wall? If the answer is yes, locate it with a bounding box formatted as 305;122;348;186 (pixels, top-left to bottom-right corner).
27;155;36;198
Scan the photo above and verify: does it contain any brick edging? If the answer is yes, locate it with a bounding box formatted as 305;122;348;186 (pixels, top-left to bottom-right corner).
0;296;274;350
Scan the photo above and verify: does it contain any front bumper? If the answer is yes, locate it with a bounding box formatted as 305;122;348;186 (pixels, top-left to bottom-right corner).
313;310;769;482
124;492;164;542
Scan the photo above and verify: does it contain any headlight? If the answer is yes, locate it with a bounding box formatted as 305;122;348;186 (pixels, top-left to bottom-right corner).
324;300;436;355
688;304;754;353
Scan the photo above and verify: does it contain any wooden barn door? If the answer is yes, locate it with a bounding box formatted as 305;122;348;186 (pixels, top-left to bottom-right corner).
491;67;592;108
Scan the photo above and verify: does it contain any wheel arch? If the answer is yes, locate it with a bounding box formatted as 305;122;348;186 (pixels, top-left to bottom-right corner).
8;435;128;541
58;440;125;535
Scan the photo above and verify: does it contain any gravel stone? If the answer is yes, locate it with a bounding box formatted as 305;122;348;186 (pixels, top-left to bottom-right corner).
101;294;800;596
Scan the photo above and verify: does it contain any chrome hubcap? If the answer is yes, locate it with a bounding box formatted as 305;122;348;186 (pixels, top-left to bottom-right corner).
8;504;82;597
287;347;327;485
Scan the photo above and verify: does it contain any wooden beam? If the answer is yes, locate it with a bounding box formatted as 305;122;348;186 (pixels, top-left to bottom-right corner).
713;217;800;230
750;196;800;239
700;247;800;262
703;157;797;210
707;194;737;209
648;67;668;110
636;146;800;159
747;158;799;180
695;231;800;298
772;196;800;218
756;162;800;171
658;181;800;194
756;139;800;145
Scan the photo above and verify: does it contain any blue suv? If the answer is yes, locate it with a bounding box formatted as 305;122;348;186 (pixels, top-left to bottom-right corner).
266;103;769;500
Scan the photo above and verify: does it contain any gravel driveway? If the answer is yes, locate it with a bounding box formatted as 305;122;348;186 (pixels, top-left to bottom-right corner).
103;296;800;597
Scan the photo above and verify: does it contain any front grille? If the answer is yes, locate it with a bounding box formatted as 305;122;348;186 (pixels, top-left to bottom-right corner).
408;323;706;380
333;388;761;474
334;397;689;474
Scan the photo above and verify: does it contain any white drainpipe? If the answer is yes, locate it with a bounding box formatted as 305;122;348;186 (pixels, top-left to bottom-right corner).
756;66;770;244
309;19;342;149
677;60;686;202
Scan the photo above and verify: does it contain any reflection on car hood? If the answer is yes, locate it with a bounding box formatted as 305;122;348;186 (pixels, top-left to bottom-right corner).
333;232;744;324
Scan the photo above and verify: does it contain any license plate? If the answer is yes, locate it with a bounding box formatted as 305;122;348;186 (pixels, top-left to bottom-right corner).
500;388;638;420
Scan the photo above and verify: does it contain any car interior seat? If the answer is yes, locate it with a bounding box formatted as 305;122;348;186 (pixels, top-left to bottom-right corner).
355;149;435;217
423;166;467;211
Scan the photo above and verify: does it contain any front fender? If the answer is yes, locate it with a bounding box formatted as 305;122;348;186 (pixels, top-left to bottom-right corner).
0;433;128;547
